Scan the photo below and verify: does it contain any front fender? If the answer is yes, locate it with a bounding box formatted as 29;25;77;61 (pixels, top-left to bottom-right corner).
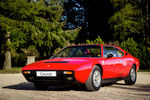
74;62;98;83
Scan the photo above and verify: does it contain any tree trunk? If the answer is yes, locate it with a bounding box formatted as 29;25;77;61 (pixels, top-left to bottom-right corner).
26;56;35;65
3;50;11;69
3;32;11;70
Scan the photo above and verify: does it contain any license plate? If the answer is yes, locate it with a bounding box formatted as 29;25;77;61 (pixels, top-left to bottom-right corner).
36;71;56;77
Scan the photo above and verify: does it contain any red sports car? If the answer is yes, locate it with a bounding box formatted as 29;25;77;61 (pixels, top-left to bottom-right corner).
22;44;140;91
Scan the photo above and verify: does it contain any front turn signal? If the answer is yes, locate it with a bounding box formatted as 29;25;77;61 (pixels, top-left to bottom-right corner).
64;71;72;74
23;71;30;74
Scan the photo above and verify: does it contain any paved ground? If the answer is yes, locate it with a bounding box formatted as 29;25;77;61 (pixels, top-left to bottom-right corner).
0;72;150;100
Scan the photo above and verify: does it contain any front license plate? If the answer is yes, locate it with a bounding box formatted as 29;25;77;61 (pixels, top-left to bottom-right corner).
36;71;56;77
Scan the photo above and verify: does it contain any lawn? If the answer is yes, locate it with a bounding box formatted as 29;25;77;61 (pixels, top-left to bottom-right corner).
138;68;150;72
0;67;22;74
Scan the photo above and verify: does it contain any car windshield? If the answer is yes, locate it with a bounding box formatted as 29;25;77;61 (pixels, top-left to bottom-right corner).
52;45;101;58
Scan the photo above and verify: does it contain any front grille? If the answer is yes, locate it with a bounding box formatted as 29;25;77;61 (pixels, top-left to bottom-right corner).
23;70;74;83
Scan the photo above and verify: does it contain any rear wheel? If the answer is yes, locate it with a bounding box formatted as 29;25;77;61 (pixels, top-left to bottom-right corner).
34;83;49;90
124;65;137;85
85;65;102;91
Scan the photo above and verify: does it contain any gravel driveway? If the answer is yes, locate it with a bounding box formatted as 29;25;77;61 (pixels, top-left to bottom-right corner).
0;72;150;100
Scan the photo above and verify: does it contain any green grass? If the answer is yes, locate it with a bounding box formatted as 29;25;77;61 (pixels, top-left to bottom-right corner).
0;67;22;74
138;69;150;72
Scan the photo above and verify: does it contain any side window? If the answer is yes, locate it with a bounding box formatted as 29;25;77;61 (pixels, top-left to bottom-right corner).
103;46;117;58
73;49;83;57
87;48;101;57
115;48;124;57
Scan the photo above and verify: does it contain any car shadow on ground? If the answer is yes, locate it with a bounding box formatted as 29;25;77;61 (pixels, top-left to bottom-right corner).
2;82;35;90
2;82;86;91
112;83;150;92
3;82;150;92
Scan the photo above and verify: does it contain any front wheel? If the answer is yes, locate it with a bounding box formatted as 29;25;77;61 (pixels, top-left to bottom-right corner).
124;65;137;85
85;65;102;91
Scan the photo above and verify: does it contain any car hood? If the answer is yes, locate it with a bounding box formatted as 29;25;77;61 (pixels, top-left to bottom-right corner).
22;58;95;71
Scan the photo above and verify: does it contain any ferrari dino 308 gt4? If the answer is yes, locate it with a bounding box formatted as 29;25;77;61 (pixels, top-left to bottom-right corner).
22;44;139;91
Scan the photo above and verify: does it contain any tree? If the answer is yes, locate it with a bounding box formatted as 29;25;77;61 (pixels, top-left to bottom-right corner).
63;0;114;43
0;0;80;68
108;0;150;70
3;32;11;69
109;3;144;42
120;38;150;69
109;0;149;43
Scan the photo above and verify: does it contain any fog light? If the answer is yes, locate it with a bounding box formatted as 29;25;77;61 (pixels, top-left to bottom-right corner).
67;77;73;80
29;76;34;80
23;71;30;74
64;71;72;74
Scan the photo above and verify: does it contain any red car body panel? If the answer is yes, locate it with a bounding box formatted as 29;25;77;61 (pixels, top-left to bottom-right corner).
22;44;140;84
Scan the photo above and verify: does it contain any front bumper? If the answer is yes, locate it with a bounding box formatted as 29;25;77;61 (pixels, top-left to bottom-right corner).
22;70;76;85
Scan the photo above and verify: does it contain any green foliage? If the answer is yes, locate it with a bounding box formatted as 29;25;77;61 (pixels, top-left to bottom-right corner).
120;38;150;69
0;0;149;69
107;41;120;46
21;45;39;57
85;36;105;45
120;38;140;56
0;0;80;68
0;0;80;57
109;3;144;41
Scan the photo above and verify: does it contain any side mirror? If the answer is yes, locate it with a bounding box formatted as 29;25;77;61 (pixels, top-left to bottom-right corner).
107;54;113;58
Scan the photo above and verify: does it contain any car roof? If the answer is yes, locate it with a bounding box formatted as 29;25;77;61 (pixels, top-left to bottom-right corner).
67;44;125;52
67;44;118;48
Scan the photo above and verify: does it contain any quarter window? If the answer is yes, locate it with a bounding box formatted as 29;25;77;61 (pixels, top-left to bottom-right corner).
115;48;124;57
103;46;117;58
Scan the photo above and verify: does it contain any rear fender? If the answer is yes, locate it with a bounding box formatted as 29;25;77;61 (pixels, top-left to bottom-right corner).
126;60;139;76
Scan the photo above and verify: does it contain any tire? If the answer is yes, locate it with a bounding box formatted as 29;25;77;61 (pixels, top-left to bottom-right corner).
85;65;102;91
124;65;137;85
34;83;49;90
